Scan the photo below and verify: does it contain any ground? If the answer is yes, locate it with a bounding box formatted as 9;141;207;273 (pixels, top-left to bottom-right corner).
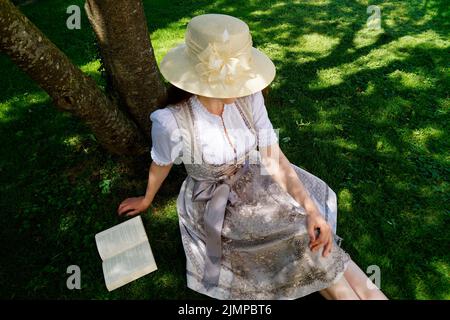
0;0;448;299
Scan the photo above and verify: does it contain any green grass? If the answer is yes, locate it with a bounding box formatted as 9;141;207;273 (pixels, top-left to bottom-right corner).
0;0;448;299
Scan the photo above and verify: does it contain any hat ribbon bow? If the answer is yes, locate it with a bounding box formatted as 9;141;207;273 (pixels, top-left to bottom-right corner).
194;31;253;85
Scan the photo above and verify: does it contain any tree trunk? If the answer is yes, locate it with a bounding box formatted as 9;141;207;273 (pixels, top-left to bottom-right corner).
0;0;149;155
84;0;167;137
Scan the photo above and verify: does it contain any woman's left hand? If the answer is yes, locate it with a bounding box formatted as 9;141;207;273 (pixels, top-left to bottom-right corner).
306;212;333;257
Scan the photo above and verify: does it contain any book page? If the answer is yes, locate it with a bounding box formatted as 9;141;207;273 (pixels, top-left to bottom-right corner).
95;216;148;260
102;241;158;291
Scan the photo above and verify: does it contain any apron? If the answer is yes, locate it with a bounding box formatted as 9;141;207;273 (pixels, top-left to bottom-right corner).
166;95;351;299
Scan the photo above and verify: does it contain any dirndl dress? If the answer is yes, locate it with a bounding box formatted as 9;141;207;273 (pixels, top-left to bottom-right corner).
165;95;351;300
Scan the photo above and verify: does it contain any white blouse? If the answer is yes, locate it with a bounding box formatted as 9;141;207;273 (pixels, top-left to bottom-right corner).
149;90;279;166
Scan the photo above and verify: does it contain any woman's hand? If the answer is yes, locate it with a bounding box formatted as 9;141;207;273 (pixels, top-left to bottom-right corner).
307;211;333;257
258;143;334;258
117;161;172;217
117;196;151;217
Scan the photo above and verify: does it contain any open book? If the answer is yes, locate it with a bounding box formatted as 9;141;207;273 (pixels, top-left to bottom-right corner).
95;216;157;291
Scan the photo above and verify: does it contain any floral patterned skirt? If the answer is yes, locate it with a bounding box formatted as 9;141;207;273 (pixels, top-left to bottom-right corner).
176;162;351;300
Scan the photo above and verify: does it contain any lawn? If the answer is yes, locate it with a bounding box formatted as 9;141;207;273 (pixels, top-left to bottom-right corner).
0;0;448;299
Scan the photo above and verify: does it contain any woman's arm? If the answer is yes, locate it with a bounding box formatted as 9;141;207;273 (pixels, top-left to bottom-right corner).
117;161;173;216
259;143;333;257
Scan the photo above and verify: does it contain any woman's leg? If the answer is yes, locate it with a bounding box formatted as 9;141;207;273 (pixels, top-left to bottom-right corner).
319;274;360;300
343;259;388;300
319;288;333;300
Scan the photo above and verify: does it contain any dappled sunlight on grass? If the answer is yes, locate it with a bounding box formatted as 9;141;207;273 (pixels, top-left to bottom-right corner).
331;138;359;151
0;92;49;122
295;33;340;63
79;60;101;74
409;127;444;151
431;261;450;295
372;96;412;124
150;198;178;220
290;0;331;6
352;28;384;49
79;60;103;85
412;259;450;300
257;41;286;61
338;188;353;212
152;23;188;63
155;271;179;289
309;30;447;90
375;136;398;155
401;126;447;157
382;0;441;30
388;70;434;90
310;40;406;89
63;135;83;148
1;0;448;300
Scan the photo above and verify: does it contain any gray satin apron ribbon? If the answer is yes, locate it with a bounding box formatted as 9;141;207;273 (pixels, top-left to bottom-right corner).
191;159;250;290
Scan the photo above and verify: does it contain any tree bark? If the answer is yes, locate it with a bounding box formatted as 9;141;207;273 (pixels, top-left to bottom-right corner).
84;0;167;136
0;0;148;155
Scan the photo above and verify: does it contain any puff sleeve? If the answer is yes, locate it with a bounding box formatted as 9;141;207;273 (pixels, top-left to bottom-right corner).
149;108;183;165
250;90;279;148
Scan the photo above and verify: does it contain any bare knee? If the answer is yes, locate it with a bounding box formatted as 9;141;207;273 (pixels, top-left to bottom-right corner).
344;260;388;300
323;276;360;300
358;286;389;300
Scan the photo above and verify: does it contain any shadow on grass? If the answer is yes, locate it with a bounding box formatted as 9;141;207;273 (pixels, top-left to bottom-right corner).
0;0;448;299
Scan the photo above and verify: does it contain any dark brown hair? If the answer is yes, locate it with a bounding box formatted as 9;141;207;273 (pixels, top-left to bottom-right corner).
163;83;271;108
165;83;194;106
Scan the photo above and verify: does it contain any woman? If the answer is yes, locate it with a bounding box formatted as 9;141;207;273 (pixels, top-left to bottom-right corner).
118;13;388;300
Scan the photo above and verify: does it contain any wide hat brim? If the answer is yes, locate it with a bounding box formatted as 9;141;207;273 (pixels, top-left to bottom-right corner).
159;42;276;99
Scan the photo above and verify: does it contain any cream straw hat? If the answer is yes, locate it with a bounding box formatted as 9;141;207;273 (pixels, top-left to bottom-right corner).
159;13;276;99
